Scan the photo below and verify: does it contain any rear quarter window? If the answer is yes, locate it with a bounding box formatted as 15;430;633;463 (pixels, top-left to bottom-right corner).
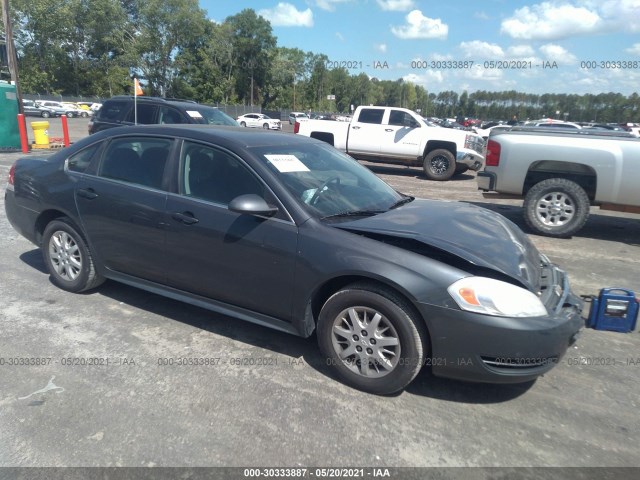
97;101;130;121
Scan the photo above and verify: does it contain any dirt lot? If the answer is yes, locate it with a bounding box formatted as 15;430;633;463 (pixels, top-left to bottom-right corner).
0;119;638;470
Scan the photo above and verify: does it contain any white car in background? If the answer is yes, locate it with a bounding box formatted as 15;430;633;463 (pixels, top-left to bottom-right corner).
236;113;281;130
289;111;309;124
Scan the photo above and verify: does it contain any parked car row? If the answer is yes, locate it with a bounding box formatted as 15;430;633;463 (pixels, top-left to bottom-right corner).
22;99;102;118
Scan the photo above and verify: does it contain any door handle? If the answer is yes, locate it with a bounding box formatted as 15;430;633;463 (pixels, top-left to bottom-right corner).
351;126;360;130
385;129;393;132
171;212;199;225
76;188;98;200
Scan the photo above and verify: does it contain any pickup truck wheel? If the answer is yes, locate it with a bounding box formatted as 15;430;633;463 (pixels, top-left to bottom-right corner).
42;218;104;293
317;283;427;395
524;178;590;238
423;149;456;181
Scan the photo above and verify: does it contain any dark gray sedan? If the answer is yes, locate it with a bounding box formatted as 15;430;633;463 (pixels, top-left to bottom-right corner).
4;125;583;394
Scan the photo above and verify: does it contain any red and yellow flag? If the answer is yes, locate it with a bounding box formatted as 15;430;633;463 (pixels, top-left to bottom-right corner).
134;78;143;96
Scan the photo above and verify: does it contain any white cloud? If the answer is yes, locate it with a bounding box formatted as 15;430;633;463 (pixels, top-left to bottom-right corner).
376;0;416;11
403;71;445;86
336;32;345;41
507;45;536;57
501;1;640;40
375;43;388;53
314;0;353;11
627;42;640;55
501;3;601;40
391;10;448;39
474;11;489;20
463;67;504;82
539;43;578;64
459;40;505;59
258;3;313;27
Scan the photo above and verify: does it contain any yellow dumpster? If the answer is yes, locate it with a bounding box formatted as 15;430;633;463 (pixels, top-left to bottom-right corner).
31;121;50;147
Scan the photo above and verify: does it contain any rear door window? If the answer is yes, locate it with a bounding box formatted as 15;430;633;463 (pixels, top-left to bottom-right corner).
99;137;172;190
357;109;384;124
124;104;158;124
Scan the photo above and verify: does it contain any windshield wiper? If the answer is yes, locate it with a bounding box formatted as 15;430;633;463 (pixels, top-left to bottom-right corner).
389;196;415;210
320;210;387;220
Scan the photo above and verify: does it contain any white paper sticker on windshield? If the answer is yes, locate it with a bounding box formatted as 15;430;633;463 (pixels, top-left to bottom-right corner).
186;110;203;118
265;154;309;173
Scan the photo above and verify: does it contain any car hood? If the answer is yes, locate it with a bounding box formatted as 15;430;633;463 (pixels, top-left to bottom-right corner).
334;199;542;291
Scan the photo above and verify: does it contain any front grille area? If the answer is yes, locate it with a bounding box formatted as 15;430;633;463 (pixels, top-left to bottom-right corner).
464;134;485;154
481;356;559;372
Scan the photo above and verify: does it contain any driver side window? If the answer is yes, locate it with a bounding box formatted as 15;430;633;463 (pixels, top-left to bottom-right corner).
181;142;265;205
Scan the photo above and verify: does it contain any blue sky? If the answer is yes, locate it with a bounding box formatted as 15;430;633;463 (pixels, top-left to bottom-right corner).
199;0;640;95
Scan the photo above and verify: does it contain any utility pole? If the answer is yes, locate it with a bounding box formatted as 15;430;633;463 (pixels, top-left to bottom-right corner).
1;0;23;114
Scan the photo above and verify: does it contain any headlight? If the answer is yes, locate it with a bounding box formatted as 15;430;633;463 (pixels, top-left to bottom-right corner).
447;277;547;317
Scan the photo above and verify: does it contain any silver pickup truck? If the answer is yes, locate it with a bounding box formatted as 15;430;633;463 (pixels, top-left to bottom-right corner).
477;127;640;237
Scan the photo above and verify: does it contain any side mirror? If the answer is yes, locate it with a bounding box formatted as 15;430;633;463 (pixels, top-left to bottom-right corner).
228;194;278;217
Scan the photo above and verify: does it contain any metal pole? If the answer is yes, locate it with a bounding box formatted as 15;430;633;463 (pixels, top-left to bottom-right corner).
1;0;24;114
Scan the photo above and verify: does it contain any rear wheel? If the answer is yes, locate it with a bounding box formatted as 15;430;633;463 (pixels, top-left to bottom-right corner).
423;149;456;181
317;283;427;394
66;112;74;118
80;111;88;118
524;178;590;237
42;218;104;292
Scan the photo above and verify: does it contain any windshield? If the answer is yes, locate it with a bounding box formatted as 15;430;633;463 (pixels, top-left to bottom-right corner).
250;142;404;219
189;106;238;126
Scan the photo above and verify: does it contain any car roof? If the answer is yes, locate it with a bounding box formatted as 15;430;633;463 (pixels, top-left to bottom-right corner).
104;96;213;110
88;124;315;148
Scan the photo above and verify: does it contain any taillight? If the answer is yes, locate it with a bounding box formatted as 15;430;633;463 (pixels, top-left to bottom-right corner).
485;139;501;167
294;121;300;134
7;163;16;191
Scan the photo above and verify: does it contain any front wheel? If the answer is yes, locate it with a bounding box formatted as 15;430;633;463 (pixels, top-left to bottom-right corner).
81;111;88;118
66;112;74;118
240;121;246;127
317;283;427;394
42;218;104;292
41;111;50;118
523;178;590;238
263;123;269;129
423;149;456;181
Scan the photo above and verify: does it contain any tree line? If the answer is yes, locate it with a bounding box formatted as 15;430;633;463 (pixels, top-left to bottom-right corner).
3;0;639;122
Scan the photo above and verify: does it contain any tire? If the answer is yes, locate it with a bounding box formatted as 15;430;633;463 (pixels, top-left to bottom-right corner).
423;149;456;181
454;165;469;175
523;178;590;238
240;121;246;127
317;283;427;395
66;112;74;118
263;123;269;129
81;111;88;118
41;111;51;118
42;218;104;293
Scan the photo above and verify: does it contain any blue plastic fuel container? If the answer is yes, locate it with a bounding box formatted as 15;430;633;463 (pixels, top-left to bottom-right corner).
587;288;638;333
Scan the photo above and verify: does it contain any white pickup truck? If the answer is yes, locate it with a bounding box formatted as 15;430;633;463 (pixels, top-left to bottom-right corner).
477;127;640;237
295;106;485;181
